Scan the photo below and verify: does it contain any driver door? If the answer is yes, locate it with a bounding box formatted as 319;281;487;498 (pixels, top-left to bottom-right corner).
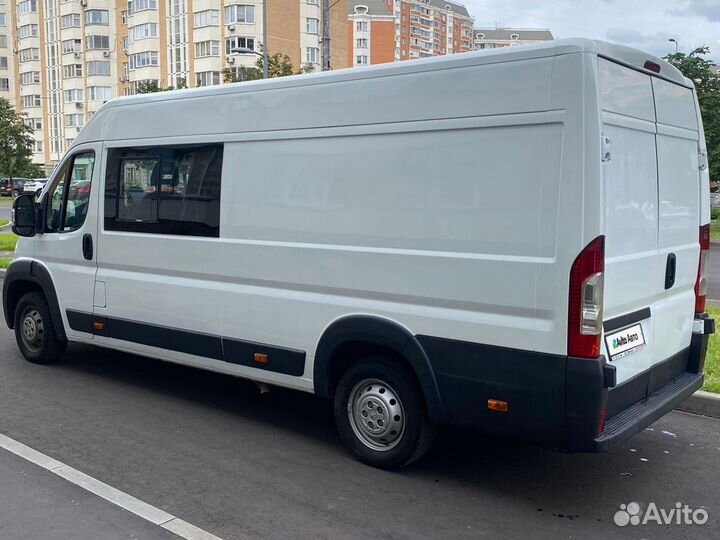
33;143;102;342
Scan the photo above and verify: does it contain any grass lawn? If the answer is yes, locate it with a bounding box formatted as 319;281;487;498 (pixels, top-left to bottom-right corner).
712;219;720;242
0;257;12;269
0;234;18;252
0;219;8;227
703;305;720;393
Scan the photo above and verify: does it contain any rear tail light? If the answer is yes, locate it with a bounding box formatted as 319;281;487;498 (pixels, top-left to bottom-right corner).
695;224;710;314
568;236;605;358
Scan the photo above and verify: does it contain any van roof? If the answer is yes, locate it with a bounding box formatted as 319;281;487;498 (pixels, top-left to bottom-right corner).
73;38;688;148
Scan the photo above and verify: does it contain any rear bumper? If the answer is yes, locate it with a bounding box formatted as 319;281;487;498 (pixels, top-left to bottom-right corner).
593;371;703;452
567;316;714;452
418;316;713;453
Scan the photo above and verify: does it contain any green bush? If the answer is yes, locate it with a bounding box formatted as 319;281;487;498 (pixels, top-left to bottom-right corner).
712;208;720;221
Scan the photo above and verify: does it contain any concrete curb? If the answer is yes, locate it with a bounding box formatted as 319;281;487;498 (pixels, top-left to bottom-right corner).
676;390;720;419
0;269;5;279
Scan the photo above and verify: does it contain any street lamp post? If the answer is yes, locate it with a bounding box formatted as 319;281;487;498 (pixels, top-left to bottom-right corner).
262;0;268;79
668;38;679;54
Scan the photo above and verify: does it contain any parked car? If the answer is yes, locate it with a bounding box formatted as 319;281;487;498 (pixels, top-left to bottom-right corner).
0;178;11;197
0;178;29;197
23;178;48;197
3;38;715;469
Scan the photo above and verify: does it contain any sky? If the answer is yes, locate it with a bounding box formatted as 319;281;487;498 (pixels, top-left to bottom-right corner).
461;0;720;61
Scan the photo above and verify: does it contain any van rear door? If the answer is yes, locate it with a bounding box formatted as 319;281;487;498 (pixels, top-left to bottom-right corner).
599;58;701;385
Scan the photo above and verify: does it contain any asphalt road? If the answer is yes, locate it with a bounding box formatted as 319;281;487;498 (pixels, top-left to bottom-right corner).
0;204;10;222
0;301;718;540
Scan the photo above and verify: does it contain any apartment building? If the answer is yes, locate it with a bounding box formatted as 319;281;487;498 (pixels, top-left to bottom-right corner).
473;27;554;50
347;1;394;67
391;0;473;61
1;0;15;106
4;0;349;170
119;0;349;96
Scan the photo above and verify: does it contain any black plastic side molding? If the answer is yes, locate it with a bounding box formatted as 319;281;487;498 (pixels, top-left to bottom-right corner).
2;260;67;340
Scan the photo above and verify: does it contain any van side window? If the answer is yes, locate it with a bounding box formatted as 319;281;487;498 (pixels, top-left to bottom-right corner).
105;144;223;237
45;152;96;233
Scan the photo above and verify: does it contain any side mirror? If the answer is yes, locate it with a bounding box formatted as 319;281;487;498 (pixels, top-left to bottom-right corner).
12;194;37;238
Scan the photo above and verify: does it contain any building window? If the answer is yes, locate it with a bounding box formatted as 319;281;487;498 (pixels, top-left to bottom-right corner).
33;140;43;153
195;71;220;86
131;22;158;41
19;48;40;63
356;55;368;65
129;51;158;69
88;86;112;101
356;38;368;48
62;39;83;54
0;78;8;91
86;35;110;50
20;71;40;84
225;36;255;55
356;21;368;32
104;144;224;238
132;0;157;13
85;10;110;26
195;40;220;58
121;10;127;25
0;14;6;27
17;0;38;15
306;47;319;64
306;18;319;34
224;4;255;24
510;34;519;40
87;60;111;76
0;35;6;48
22;94;42;107
62;64;83;78
64;88;83;102
18;24;39;39
64;113;85;127
61;13;81;28
194;9;219;28
24;117;42;130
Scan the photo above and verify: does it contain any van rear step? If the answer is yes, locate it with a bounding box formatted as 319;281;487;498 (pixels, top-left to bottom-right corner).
594;372;703;451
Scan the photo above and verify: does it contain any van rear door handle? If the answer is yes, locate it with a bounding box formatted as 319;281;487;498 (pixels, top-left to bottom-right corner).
82;233;93;261
665;253;676;290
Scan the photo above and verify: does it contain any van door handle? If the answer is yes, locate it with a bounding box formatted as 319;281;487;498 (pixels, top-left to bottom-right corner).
82;233;93;261
665;253;676;290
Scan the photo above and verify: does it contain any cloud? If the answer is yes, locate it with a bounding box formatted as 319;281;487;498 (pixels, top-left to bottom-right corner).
461;0;720;60
681;0;720;22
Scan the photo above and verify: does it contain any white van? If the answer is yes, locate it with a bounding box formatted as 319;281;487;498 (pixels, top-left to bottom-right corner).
4;39;714;468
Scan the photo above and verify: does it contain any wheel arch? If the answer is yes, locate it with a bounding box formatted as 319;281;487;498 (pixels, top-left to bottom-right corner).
313;315;444;422
2;259;67;340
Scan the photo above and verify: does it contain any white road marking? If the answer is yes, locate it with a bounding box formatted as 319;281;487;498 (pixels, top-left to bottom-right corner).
0;432;224;540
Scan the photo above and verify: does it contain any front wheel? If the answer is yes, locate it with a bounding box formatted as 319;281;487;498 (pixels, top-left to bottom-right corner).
14;292;66;364
334;357;435;469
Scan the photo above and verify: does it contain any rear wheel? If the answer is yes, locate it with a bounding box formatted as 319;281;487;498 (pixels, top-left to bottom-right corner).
334;357;435;469
14;292;66;364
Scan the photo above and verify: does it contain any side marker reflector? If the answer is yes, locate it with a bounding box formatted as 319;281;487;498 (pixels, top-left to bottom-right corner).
487;399;509;413
254;353;269;364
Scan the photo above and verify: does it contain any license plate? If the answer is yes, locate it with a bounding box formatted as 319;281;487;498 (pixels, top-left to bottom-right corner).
605;323;646;360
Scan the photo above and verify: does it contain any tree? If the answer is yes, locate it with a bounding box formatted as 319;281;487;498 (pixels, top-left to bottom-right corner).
664;47;720;180
0;97;39;180
135;80;163;94
223;49;314;83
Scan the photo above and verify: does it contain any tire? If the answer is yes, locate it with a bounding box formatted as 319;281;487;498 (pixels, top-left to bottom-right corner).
334;357;435;469
14;292;66;364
